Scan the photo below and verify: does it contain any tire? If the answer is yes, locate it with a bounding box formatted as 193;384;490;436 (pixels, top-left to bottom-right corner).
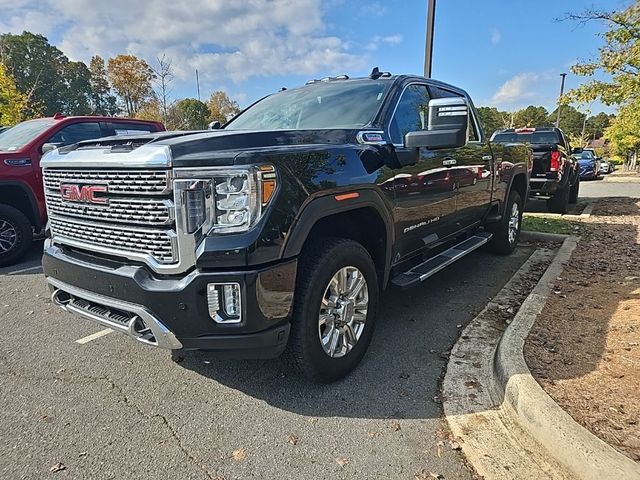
569;175;580;204
487;190;523;255
547;183;569;214
282;237;379;383
0;204;33;267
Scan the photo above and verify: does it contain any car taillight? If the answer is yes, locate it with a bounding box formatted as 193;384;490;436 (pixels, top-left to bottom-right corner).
550;151;561;172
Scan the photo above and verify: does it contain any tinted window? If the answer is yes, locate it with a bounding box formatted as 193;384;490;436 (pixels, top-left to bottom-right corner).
49;122;103;146
0;119;56;151
227;80;391;130
111;123;155;136
492;131;560;144
390;85;430;144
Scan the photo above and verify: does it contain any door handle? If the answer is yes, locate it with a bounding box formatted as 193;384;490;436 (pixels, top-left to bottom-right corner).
442;158;457;167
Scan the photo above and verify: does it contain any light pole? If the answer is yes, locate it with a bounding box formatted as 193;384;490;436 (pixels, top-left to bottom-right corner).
555;73;567;127
424;0;436;78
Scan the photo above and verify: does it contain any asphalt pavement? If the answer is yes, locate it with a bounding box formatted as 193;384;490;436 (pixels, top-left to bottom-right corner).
580;177;640;198
0;241;535;480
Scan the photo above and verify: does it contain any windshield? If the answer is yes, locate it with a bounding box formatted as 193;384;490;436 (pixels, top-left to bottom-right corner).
573;151;595;160
0;119;56;151
492;131;560;144
226;81;391;131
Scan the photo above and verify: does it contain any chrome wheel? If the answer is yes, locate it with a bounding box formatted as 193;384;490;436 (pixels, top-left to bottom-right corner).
318;266;369;358
0;220;17;254
508;202;520;245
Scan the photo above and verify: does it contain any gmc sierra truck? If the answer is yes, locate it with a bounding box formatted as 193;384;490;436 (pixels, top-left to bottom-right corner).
42;70;531;382
492;127;579;213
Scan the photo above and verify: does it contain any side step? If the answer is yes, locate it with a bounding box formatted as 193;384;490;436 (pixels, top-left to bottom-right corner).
391;232;492;289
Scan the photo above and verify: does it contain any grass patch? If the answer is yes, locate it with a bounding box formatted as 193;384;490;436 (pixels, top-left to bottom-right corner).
522;215;577;235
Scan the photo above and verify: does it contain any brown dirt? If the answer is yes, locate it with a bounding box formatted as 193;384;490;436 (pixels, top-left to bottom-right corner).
524;197;640;463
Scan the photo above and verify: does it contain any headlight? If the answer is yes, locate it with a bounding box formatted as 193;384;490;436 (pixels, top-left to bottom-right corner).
174;165;277;236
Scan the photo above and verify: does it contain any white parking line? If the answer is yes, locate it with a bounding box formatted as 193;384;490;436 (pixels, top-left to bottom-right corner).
75;328;113;344
8;265;43;275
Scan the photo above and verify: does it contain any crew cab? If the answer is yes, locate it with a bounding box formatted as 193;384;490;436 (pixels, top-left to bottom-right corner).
492;127;579;213
0;114;165;266
41;70;530;382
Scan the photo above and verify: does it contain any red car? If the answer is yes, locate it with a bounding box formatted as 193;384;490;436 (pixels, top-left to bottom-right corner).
0;114;165;266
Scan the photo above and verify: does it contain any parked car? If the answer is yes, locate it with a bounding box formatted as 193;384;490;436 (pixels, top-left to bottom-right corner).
492;127;580;214
42;70;531;382
0;114;165;266
600;159;611;174
573;149;600;180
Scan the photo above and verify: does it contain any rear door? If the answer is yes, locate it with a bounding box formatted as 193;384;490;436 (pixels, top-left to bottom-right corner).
387;83;458;262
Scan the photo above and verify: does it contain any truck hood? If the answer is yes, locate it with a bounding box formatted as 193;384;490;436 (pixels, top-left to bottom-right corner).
157;128;358;167
41;129;359;169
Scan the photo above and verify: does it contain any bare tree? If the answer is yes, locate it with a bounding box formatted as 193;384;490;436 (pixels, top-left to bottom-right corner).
151;54;174;126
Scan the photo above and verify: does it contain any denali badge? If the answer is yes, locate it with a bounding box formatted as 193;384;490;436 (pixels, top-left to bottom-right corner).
60;184;108;205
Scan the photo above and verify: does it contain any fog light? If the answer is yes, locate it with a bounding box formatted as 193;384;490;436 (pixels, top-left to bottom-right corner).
207;283;242;323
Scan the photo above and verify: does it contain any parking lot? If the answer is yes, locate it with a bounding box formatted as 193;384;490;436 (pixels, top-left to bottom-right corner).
0;243;535;480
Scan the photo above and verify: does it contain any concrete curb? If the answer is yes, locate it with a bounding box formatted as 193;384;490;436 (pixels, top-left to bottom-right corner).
493;236;640;480
520;230;569;243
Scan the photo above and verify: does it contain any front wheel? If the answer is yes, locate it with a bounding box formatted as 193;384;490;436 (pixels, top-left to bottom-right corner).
0;204;33;267
487;190;523;255
282;238;379;383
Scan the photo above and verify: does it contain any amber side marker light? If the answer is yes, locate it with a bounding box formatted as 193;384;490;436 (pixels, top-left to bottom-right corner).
335;192;360;201
259;165;277;206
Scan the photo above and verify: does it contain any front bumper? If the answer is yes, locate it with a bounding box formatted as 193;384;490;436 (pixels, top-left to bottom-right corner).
43;241;296;358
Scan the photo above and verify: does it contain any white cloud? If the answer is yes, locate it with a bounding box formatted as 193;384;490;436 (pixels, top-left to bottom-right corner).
490;28;501;45
365;34;403;51
492;73;540;106
0;0;366;90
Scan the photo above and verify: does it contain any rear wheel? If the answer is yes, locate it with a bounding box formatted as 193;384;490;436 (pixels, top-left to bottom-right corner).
569;175;580;204
282;238;379;383
0;204;33;267
547;183;569;214
487;190;523;255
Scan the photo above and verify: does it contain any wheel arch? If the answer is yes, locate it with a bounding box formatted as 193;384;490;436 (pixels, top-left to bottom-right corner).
282;189;394;288
0;181;41;230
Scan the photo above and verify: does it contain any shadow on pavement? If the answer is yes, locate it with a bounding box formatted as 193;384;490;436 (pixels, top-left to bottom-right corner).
176;249;534;420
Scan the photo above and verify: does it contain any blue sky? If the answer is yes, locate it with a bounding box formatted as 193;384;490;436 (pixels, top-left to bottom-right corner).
0;0;629;114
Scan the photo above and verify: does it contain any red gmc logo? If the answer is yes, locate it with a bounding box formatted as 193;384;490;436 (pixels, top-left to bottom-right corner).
60;184;108;205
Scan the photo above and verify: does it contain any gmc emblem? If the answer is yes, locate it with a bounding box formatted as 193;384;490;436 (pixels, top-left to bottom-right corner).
60;184;108;205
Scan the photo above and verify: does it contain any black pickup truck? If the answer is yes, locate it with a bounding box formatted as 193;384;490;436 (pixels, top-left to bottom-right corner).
492;127;579;213
42;70;531;382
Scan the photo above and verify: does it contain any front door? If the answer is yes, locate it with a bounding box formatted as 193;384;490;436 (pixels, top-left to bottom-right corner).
388;84;458;262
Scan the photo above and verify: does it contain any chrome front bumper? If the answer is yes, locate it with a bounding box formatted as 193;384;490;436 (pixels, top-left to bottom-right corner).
48;277;183;350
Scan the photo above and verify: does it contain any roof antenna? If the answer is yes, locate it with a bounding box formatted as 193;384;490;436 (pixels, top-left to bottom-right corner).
370;67;381;79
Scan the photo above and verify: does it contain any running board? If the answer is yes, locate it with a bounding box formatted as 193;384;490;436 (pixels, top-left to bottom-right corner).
391;232;492;289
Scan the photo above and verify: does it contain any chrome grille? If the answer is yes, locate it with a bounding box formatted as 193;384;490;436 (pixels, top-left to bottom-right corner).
45;191;173;226
43;167;177;266
43;169;171;195
49;216;176;263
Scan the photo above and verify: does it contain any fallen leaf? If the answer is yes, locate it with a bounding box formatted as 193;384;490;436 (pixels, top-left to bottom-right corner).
336;457;348;467
367;431;378;438
449;440;462;450
307;417;318;425
50;463;65;473
286;433;299;445
231;448;247;461
399;388;409;397
78;451;87;457
436;440;443;458
389;421;401;431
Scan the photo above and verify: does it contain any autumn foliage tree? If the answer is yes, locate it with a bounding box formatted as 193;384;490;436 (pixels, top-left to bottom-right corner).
107;55;155;117
564;2;640;168
0;62;27;124
207;90;241;124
